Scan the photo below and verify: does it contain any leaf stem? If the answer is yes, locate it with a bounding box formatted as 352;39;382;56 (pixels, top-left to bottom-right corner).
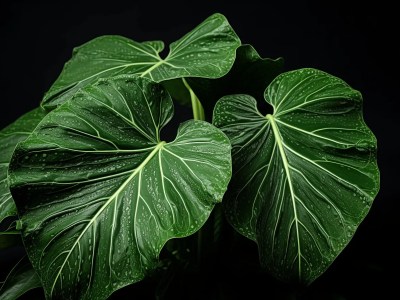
182;78;205;121
182;78;207;266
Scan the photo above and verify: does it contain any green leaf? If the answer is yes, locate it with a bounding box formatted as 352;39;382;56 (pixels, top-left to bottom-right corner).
42;13;241;109
9;75;232;299
0;256;42;300
185;44;284;117
213;68;379;284
0;108;47;225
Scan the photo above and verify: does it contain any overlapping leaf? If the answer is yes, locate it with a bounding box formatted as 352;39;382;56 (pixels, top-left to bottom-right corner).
213;68;379;284
9;76;232;299
0;256;42;300
0;108;46;225
185;44;283;116
42;13;241;109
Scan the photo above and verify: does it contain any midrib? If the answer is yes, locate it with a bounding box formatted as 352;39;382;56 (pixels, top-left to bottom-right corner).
266;114;302;280
50;141;166;295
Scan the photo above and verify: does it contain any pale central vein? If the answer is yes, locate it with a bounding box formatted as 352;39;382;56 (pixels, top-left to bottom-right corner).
50;141;165;296
266;114;302;279
140;60;164;78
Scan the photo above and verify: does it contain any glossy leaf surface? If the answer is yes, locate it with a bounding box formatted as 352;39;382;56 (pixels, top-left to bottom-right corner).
213;68;379;283
0;108;46;225
42;13;240;109
10;76;231;299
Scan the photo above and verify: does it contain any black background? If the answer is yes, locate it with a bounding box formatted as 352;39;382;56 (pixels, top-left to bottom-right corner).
0;0;397;299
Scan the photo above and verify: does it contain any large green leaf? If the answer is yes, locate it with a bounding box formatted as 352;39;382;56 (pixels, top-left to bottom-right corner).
42;13;241;109
0;256;42;300
9;75;232;299
213;68;379;284
0;108;46;225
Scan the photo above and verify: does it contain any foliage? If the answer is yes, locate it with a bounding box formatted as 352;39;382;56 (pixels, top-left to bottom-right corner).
0;13;379;299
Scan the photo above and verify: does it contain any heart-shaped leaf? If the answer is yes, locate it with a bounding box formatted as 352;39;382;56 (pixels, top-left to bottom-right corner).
42;13;241;109
0;108;46;225
9;75;231;299
213;68;379;284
